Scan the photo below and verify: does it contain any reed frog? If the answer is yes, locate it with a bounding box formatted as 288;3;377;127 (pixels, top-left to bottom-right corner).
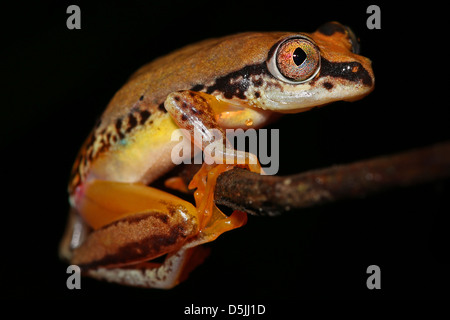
59;22;374;288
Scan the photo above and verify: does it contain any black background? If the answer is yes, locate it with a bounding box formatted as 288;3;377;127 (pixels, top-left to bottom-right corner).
2;0;449;303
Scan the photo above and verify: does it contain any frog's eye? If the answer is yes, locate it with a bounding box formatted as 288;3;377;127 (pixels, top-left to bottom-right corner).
268;36;321;84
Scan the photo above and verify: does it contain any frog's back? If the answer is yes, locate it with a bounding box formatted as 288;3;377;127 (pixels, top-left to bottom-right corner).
69;32;289;193
103;32;289;122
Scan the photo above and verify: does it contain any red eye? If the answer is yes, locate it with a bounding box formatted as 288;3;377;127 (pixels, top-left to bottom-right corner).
268;37;321;84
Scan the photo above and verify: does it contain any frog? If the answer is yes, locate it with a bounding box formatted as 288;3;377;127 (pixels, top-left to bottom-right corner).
59;21;374;289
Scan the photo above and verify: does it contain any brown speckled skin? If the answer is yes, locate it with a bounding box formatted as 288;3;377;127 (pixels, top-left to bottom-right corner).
72;210;198;269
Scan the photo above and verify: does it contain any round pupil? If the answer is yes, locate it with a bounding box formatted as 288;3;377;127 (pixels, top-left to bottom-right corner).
293;47;307;66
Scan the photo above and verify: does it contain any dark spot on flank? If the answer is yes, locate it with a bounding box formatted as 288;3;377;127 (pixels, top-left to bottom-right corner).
115;118;122;131
115;118;124;139
181;114;188;121
174;96;180;102
98;142;109;153
126;114;138;133
140;110;151;125
139;95;144;101
254;91;260;98
323;82;334;90
181;102;187;109
317;22;346;36
158;103;167;113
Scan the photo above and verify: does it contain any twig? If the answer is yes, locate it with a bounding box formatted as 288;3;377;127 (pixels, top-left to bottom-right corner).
214;141;450;216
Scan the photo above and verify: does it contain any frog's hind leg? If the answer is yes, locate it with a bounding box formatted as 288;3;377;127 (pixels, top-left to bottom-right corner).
68;179;205;288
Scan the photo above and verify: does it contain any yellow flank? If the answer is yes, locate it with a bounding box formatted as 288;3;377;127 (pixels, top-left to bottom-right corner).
88;114;181;184
115;113;178;153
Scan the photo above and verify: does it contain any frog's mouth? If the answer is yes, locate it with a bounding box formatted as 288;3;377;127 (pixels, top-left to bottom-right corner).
263;59;374;113
262;80;374;114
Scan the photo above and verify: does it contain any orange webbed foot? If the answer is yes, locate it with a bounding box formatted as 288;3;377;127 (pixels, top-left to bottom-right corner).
184;158;262;248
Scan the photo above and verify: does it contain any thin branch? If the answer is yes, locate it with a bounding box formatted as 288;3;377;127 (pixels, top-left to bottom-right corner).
214;141;450;216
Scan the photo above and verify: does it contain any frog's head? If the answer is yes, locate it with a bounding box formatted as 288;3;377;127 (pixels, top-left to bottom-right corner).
255;21;375;113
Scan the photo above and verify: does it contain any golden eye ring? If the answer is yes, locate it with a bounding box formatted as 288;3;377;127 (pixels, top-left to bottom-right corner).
267;35;321;84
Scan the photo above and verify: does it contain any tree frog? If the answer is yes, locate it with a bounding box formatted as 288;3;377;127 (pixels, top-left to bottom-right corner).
59;22;374;289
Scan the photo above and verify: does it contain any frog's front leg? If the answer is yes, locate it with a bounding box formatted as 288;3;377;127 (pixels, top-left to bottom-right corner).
164;90;260;238
165;90;262;172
